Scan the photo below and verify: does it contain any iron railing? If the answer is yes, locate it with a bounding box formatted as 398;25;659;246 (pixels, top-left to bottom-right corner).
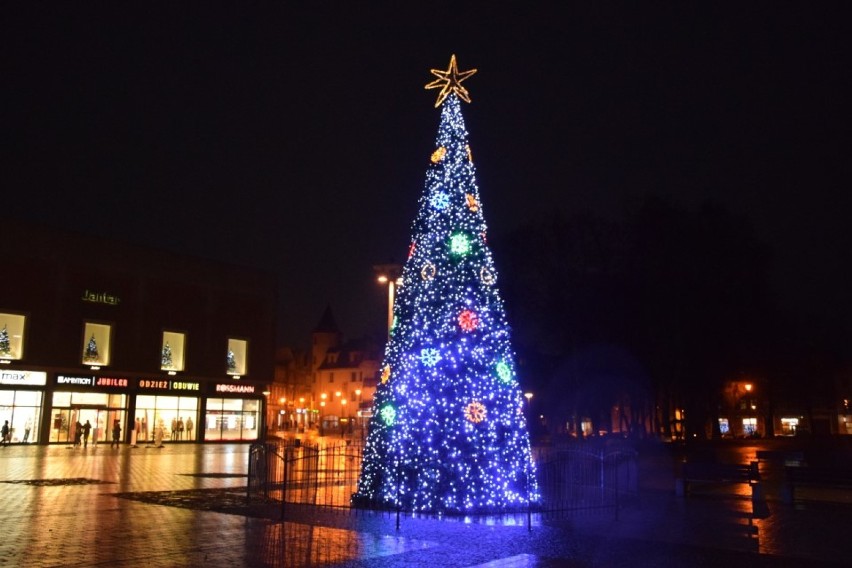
248;439;638;524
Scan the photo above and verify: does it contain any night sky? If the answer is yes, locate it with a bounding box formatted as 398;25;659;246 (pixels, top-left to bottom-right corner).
5;4;850;347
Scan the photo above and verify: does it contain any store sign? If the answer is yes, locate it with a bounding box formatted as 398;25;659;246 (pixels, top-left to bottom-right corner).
215;383;256;394
138;379;200;391
96;376;128;387
57;374;95;386
0;369;47;386
82;289;121;306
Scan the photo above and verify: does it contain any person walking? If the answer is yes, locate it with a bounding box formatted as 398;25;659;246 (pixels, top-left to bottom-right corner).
82;420;92;448
1;420;9;447
111;420;121;448
73;421;83;448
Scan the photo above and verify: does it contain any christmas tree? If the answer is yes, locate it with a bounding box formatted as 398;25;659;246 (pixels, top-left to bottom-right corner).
0;325;10;357
161;342;173;368
227;349;236;373
356;56;538;514
84;334;99;363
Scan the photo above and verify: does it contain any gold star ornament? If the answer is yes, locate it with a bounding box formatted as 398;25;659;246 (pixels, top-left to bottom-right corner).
425;54;477;108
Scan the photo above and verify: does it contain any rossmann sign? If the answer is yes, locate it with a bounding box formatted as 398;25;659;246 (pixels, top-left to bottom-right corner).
214;383;256;394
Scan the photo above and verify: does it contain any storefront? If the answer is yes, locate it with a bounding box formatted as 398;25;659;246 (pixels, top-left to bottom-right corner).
2;370;265;445
49;374;127;444
205;382;262;441
133;378;202;443
0;369;46;444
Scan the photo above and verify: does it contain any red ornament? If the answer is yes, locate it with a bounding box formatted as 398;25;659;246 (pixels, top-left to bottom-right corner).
458;309;479;332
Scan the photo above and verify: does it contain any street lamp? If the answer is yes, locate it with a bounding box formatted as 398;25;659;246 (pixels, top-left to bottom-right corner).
374;263;403;336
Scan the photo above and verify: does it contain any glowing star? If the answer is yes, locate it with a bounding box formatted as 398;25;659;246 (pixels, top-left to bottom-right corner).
480;267;496;285
425;54;478;108
466;193;479;212
431;191;450;210
458;309;479;332
449;232;471;256
380;404;397;426
421;261;436;281
381;365;391;384
420;348;441;367
464;401;487;423
496;361;513;384
431;146;446;163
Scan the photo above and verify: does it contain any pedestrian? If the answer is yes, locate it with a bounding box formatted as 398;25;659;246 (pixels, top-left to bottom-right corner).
74;421;83;448
111;420;121;448
82;420;92;448
1;420;9;447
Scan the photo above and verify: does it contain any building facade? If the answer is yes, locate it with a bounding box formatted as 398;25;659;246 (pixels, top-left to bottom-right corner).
0;221;275;445
268;307;380;437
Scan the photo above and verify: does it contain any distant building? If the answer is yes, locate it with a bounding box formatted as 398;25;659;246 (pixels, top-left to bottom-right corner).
0;220;275;445
271;307;381;435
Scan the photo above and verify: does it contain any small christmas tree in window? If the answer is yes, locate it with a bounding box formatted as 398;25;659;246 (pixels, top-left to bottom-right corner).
84;334;100;363
227;349;237;373
161;342;174;369
0;325;10;357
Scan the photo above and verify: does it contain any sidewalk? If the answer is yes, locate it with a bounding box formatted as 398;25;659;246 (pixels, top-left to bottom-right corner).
0;442;848;567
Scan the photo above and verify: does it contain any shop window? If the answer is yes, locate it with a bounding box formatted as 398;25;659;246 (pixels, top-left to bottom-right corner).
226;338;248;377
205;397;259;441
0;312;26;361
780;417;799;436
718;418;730;435
161;331;186;373
82;322;112;368
743;417;758;436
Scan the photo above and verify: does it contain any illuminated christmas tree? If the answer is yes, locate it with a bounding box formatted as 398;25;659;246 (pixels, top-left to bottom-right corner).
161;342;173;368
356;56;538;513
0;325;10;357
84;334;99;363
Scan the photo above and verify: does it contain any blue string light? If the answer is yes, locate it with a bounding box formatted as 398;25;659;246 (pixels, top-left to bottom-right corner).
356;93;538;513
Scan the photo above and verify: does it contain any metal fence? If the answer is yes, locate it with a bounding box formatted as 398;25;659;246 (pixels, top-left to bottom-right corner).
248;439;638;522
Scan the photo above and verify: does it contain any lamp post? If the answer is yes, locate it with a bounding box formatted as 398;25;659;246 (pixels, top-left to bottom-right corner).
320;393;328;436
374;263;403;336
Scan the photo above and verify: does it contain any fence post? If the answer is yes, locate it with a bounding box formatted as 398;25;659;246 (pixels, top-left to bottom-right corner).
280;445;288;521
246;444;254;504
614;453;620;521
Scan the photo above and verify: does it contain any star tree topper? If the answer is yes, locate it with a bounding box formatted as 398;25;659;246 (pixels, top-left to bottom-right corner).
425;54;477;107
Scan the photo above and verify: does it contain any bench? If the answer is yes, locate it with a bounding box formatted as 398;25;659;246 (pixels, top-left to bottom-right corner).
677;461;761;498
756;450;805;466
783;466;852;503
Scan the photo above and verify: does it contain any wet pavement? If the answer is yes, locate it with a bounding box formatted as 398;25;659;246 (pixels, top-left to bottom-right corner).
0;441;849;567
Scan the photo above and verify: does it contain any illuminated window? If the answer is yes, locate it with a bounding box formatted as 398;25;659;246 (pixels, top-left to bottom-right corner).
742;417;758;436
718;418;730;435
0;313;26;361
780;417;799;436
226;338;248;376
161;331;186;372
82;322;112;367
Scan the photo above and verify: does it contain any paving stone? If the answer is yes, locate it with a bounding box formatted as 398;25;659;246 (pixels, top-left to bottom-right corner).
0;443;849;567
